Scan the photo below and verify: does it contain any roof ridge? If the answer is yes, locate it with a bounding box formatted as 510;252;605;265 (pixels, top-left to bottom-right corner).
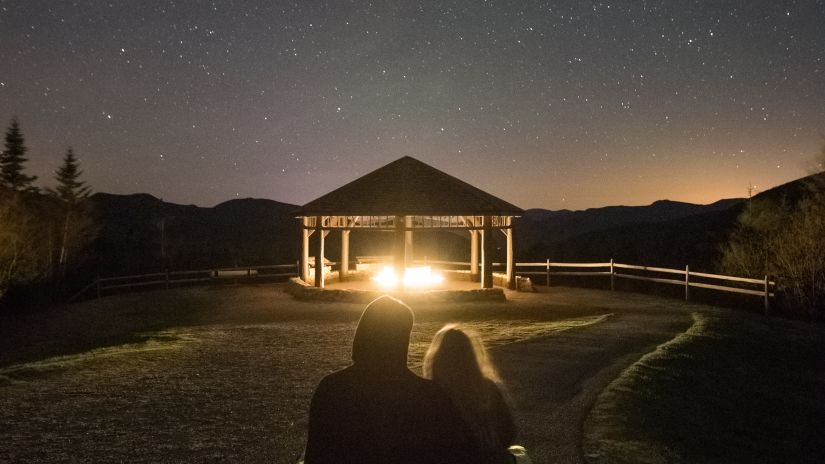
298;157;523;216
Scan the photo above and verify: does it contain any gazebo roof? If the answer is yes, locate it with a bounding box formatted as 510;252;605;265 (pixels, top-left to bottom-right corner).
299;156;523;216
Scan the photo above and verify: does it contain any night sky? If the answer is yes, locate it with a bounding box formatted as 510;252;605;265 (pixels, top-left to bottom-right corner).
1;1;823;210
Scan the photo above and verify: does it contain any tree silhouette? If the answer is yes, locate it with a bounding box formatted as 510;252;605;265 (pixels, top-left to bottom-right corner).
50;147;91;205
721;145;825;316
47;148;94;278
0;119;38;192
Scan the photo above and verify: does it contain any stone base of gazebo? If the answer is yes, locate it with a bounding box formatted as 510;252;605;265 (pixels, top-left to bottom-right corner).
284;270;509;304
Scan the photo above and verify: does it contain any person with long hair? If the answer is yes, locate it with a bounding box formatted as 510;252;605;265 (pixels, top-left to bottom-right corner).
423;324;522;464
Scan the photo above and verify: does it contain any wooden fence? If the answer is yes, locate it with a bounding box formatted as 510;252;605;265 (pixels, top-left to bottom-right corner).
70;259;775;312
508;259;776;311
69;263;298;302
421;259;775;312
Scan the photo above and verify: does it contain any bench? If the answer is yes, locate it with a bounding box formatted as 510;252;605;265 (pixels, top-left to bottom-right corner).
355;255;393;272
307;258;333;279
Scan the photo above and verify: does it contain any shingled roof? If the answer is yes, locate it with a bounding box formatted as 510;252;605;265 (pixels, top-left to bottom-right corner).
299;156;523;216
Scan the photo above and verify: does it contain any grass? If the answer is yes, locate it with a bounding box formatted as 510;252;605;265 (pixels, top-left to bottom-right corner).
0;285;614;463
3;284;822;463
583;309;825;464
0;330;199;384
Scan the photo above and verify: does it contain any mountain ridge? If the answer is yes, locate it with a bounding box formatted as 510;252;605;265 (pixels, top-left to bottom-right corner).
519;171;825;269
80;171;823;279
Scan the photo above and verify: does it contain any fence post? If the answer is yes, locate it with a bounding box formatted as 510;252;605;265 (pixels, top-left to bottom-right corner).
685;265;690;301
610;258;615;291
165;268;170;289
546;258;550;287
764;275;770;315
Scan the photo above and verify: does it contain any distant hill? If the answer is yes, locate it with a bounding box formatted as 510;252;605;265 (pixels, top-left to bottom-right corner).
745;171;825;206
80;171;824;280
520;205;745;270
515;198;744;255
518;171;825;271
85;193;301;277
82;193;469;279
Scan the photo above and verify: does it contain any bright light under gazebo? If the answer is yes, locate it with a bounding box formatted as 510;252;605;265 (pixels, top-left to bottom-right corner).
371;266;445;289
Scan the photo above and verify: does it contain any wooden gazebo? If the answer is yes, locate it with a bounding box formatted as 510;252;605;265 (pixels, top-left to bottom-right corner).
297;156;524;289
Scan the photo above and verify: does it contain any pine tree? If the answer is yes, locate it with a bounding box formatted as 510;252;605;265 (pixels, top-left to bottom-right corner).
47;147;94;276
52;147;91;205
0;119;38;192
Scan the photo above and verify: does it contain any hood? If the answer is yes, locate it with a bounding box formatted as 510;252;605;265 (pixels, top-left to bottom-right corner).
351;295;414;368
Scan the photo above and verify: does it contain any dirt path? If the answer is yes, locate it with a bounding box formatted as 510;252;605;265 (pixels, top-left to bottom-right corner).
494;289;695;464
0;285;698;463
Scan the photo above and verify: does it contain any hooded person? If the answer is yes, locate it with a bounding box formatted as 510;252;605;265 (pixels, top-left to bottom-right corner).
303;295;481;464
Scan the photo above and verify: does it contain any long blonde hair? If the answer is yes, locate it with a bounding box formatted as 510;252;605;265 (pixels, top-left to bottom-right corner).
423;324;504;450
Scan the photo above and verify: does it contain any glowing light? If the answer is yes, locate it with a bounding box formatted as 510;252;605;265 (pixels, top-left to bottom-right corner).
372;266;398;287
371;266;444;289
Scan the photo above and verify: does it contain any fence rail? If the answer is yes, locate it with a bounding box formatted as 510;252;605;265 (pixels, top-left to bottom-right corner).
70;258;775;312
69;263;299;302
422;258;774;312
515;259;776;312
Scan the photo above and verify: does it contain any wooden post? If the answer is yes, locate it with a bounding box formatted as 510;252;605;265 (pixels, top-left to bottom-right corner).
482;216;493;289
764;275;770;315
685;265;690;301
546;258;550;287
505;228;515;289
394;216;406;286
301;217;311;282
314;216;324;288
165;268;170;289
404;216;413;268
470;230;479;281
610;258;615;291
340;230;350;281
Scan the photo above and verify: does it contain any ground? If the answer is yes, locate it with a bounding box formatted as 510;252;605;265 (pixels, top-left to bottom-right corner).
0;285;822;463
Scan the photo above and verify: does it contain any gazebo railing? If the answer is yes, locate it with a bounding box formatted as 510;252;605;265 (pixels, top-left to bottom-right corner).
302;215;513;230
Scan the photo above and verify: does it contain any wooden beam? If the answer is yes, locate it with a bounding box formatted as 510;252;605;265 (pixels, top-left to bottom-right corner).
394;215;406;285
470;230;479;280
405;215;413;268
301;217;310;282
314;215;325;288
340;230;350;281
505;228;515;289
482;216;493;289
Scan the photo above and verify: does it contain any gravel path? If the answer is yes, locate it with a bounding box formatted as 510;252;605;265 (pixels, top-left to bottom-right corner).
495;288;695;464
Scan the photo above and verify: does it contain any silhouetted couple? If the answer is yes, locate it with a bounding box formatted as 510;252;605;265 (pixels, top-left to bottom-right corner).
304;295;527;464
